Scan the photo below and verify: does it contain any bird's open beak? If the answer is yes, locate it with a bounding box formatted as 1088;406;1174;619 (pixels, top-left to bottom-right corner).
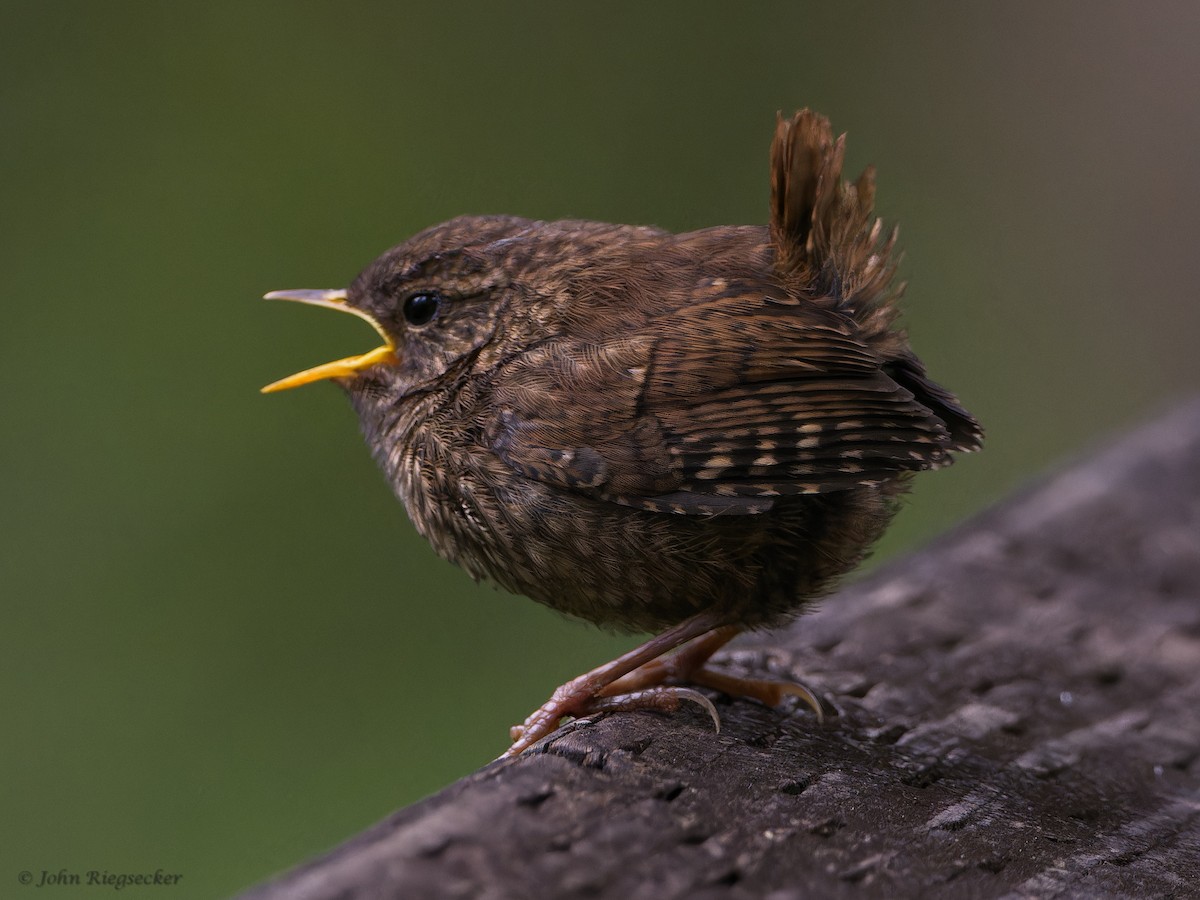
261;289;398;393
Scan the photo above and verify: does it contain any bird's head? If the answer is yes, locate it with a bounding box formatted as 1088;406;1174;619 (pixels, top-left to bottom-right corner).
261;215;538;399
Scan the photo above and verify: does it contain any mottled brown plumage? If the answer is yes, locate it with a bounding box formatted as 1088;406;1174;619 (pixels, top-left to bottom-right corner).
263;110;982;754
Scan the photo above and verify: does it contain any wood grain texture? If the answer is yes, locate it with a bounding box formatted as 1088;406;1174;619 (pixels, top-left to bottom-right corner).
241;398;1200;900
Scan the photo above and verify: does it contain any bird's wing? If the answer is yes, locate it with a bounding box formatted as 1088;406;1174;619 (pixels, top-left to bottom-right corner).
488;290;961;516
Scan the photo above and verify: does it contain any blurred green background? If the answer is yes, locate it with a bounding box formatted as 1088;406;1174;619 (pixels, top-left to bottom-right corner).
3;2;1199;896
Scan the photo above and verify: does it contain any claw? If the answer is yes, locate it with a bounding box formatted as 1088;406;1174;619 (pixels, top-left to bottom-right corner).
689;667;826;723
772;680;825;723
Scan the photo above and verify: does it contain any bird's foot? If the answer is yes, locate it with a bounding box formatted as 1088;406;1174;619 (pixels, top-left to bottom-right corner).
506;673;595;756
503;618;825;757
502;613;729;757
504;684;720;757
597;628;825;721
582;686;720;730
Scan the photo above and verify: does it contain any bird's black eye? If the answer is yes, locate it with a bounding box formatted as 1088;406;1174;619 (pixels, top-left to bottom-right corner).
403;291;441;326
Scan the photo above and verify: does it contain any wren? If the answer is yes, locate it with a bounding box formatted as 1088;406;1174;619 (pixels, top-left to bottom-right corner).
262;110;982;755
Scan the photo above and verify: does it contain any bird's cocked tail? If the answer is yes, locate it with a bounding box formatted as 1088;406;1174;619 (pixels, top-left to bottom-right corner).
769;110;900;341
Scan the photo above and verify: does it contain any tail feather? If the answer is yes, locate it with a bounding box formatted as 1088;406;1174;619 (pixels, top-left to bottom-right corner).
769;110;902;347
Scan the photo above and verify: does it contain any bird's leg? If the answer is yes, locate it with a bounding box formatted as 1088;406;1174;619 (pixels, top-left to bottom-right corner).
596;625;741;696
599;625;825;720
505;611;725;756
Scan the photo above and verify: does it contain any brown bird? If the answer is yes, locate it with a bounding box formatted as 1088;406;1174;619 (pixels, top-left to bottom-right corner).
262;110;982;756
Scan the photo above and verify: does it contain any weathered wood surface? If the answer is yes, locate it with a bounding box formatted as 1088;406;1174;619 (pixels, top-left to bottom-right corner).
242;399;1200;899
